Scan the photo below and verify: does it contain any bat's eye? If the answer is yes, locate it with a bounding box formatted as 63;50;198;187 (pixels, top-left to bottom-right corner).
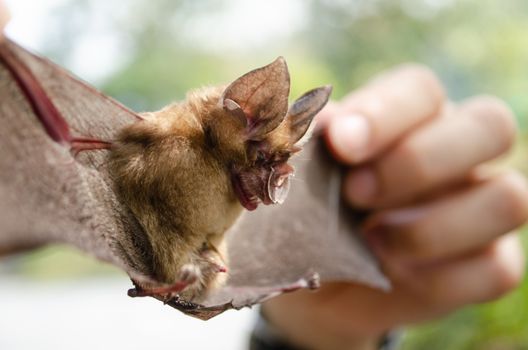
256;151;266;163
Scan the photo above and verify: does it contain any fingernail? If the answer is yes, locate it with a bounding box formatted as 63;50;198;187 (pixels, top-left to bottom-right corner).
327;114;370;163
345;167;378;205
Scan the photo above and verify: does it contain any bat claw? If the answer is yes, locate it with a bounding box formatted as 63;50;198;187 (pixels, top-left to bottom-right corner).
127;287;140;298
215;264;228;273
127;284;182;298
199;245;228;273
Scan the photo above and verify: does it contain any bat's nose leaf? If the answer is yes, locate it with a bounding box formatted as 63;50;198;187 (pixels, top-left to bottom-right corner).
267;168;292;204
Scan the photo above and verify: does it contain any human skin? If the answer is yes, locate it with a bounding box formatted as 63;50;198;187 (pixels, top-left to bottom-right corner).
2;3;526;346
0;0;8;42
263;65;528;350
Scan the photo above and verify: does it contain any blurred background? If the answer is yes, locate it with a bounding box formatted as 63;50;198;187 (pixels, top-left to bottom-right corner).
1;0;528;349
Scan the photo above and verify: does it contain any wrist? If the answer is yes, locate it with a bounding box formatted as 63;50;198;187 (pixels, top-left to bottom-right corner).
255;305;392;350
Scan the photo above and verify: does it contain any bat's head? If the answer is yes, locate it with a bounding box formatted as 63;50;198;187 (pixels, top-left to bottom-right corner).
210;57;332;211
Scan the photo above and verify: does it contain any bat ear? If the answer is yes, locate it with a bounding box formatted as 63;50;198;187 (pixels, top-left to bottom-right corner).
221;57;290;140
286;85;332;146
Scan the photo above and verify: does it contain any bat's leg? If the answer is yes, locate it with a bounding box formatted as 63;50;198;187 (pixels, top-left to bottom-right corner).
128;280;192;298
128;264;201;298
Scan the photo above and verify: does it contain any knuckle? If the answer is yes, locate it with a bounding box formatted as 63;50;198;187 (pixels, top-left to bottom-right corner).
402;231;431;259
378;139;434;205
392;139;431;185
494;172;528;227
385;220;434;259
466;95;517;152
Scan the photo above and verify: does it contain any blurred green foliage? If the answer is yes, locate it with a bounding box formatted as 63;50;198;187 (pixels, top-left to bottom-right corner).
9;0;528;348
0;245;119;280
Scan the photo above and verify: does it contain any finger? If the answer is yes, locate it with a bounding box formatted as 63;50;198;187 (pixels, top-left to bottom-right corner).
413;233;525;309
362;171;528;263
371;233;525;328
0;1;10;42
325;64;444;164
344;95;517;207
263;281;421;338
265;233;525;337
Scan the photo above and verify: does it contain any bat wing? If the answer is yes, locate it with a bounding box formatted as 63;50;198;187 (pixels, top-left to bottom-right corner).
0;40;387;320
224;140;389;291
0;40;152;279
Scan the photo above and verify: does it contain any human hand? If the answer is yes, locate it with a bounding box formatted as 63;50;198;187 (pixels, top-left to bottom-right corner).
0;0;10;42
262;65;528;350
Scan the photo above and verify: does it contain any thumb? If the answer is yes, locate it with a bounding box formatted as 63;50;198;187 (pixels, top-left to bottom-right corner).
324;65;444;165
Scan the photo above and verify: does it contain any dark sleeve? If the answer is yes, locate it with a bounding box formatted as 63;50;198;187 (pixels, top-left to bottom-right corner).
249;309;403;350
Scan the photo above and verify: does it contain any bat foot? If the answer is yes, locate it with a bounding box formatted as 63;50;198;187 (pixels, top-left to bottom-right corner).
200;251;227;273
70;137;112;156
128;266;201;299
127;280;189;298
199;243;228;273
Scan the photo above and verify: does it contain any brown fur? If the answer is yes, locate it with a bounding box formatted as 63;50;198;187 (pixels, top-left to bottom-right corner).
109;58;331;302
110;87;242;299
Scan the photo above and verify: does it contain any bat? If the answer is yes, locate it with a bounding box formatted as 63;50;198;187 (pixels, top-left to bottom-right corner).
108;58;332;302
0;39;388;320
